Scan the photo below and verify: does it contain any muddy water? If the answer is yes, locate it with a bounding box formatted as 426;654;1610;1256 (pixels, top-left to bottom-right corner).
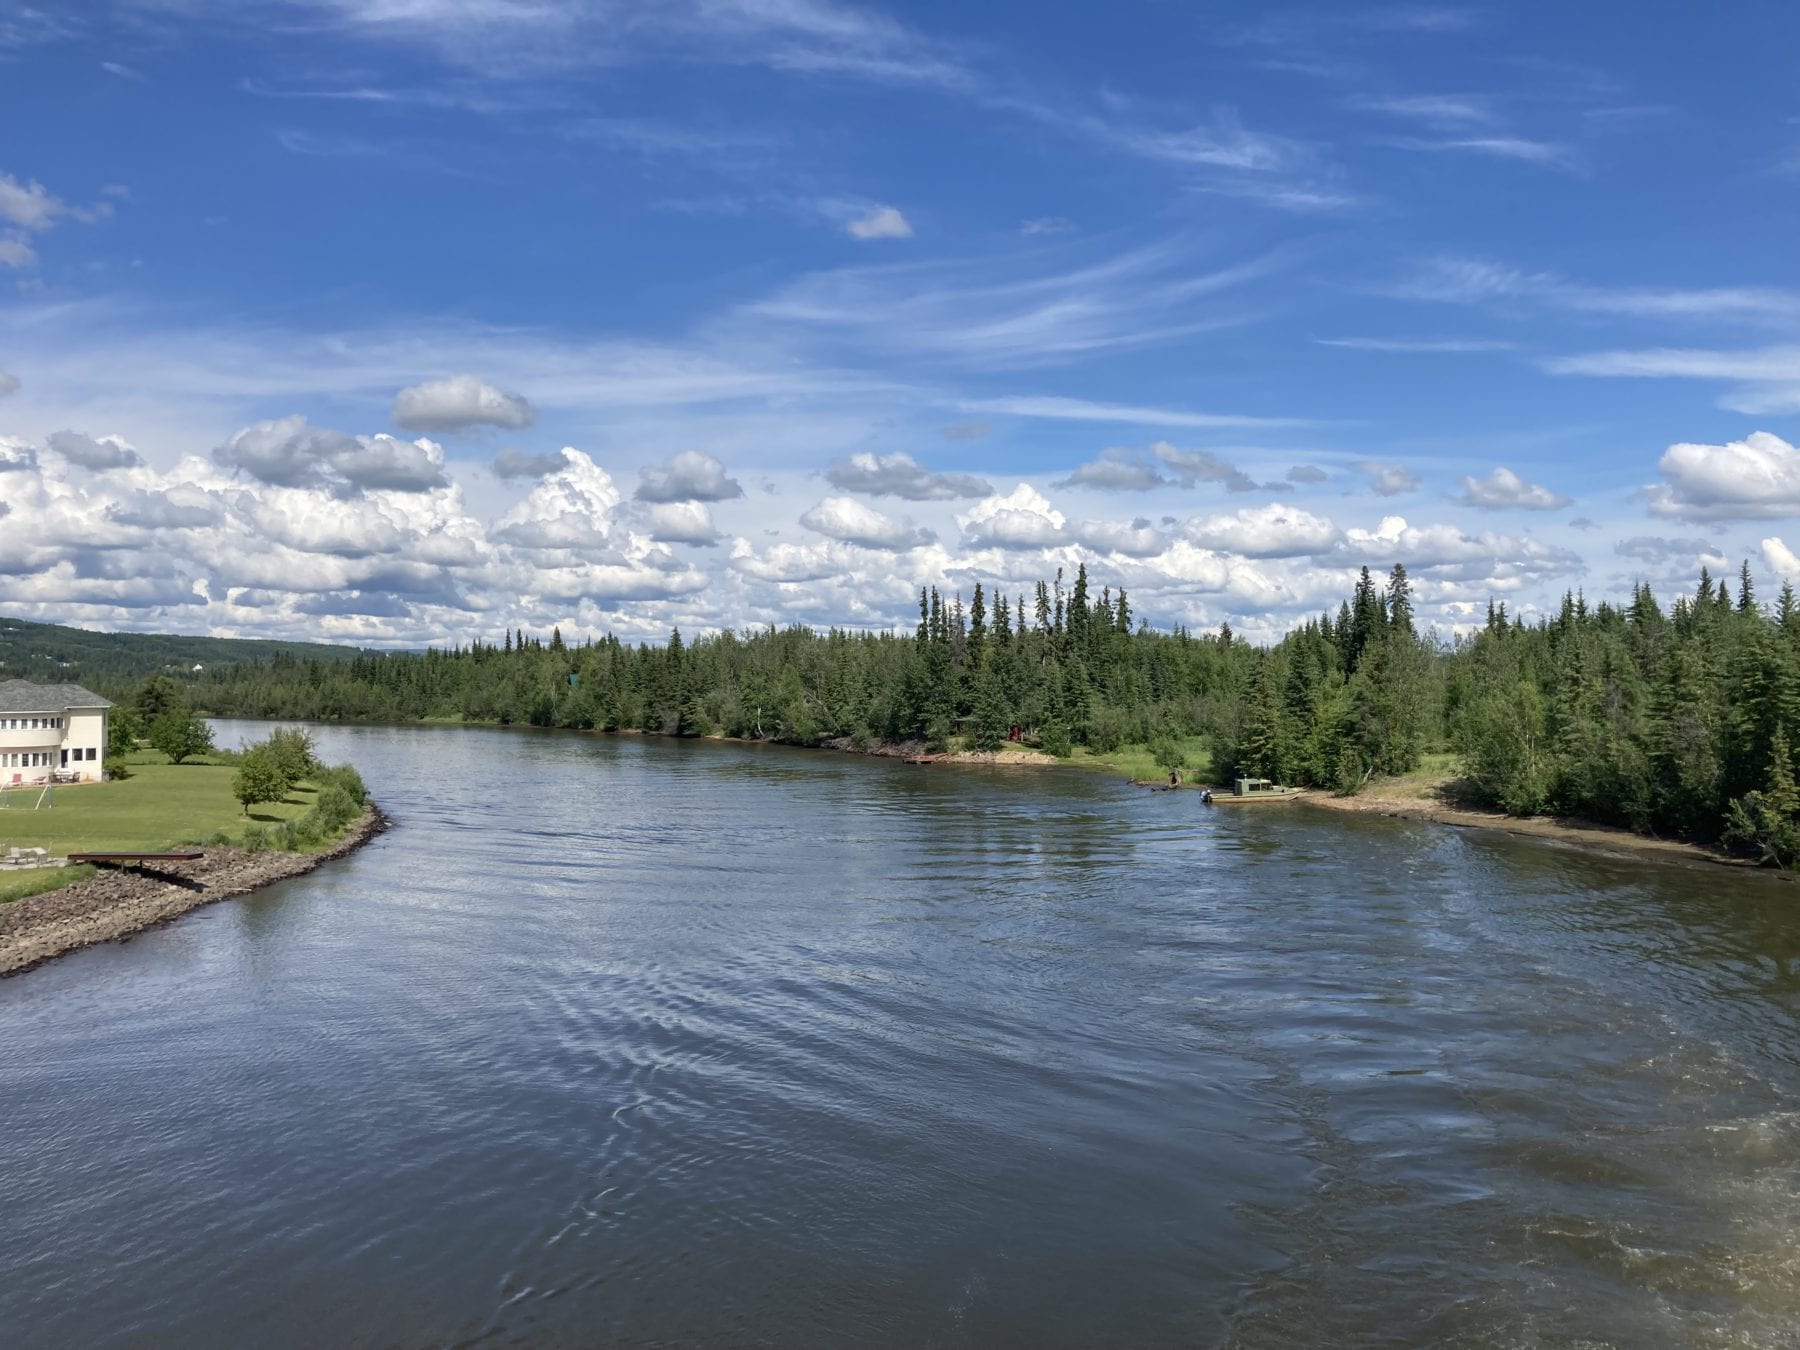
2;723;1797;1347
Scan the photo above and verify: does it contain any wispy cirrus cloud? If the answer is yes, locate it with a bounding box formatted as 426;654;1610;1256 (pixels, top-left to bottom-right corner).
1390;255;1800;321
741;239;1291;369
1316;335;1515;353
1542;344;1800;414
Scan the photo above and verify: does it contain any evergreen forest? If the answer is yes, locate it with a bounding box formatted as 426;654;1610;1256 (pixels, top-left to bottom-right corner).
96;559;1800;867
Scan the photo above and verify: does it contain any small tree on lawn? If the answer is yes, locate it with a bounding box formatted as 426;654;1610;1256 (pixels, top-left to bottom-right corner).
264;727;318;786
149;709;214;765
232;746;288;817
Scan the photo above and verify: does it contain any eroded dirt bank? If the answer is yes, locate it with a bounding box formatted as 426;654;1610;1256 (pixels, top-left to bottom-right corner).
0;806;390;977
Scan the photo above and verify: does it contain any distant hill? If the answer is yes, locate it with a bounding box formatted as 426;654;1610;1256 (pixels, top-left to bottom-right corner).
0;618;377;699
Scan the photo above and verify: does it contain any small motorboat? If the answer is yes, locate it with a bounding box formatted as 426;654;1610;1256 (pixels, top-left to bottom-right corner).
1206;777;1305;804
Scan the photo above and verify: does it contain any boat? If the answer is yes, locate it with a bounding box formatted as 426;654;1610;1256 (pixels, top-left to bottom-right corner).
1206;777;1305;804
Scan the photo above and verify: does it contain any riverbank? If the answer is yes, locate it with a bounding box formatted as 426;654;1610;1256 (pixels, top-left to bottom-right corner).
0;805;388;977
1296;783;1765;872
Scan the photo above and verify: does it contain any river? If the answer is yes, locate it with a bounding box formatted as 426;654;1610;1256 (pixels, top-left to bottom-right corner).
3;722;1798;1347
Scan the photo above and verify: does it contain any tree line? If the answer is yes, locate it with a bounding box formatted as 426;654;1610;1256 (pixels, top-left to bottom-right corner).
105;560;1800;866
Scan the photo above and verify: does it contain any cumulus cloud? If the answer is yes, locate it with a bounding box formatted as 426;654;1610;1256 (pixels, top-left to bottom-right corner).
213;415;447;493
105;487;226;530
846;205;912;239
492;446;570;480
1152;440;1288;493
800;495;934;550
330;434;450;492
824;451;991;501
0;170;109;269
1646;431;1800;520
0;368;17;396
636;450;744;503
1764;537;1800;583
958;484;1067;550
1335;514;1583;584
1057;447;1170;491
214;415;359;489
646;500;722;546
1357;461;1421;496
1;435;40;472
46;429;145;471
1070;516;1169;557
391;373;535;433
1185;503;1340;558
1456;466;1571;510
1568;517;1599;531
1614;535;1719;565
729;538;849;583
1286;463;1328;484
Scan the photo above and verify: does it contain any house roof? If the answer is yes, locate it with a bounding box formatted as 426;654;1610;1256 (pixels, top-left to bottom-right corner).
0;680;115;713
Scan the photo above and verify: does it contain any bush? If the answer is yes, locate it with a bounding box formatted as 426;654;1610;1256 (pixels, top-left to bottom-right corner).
1152;738;1188;772
1038;722;1072;758
104;757;132;781
924;715;952;754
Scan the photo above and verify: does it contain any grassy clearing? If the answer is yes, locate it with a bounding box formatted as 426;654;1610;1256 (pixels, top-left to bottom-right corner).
0;753;318;859
1359;751;1465;801
1069;736;1216;784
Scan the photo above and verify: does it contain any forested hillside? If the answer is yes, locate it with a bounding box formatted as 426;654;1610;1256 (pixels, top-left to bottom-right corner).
0;617;374;693
148;560;1800;865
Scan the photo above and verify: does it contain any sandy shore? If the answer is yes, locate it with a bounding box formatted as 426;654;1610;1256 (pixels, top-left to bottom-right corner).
1293;789;1765;872
0;805;390;977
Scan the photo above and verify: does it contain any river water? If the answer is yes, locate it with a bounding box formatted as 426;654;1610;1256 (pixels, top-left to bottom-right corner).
3;723;1798;1347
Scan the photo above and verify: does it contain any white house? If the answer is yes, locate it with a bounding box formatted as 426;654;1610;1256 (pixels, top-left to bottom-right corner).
0;681;112;784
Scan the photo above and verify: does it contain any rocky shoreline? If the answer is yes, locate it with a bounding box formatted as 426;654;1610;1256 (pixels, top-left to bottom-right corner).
0;805;390;977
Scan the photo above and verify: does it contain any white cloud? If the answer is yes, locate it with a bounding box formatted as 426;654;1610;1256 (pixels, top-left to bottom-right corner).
846;205;912;239
1542;345;1800;416
1456;466;1571;510
1185;503;1339;558
391;373;535;432
1375;136;1574;168
1401;256;1800;321
824;450;990;500
1071;517;1169;557
1357;461;1420;496
958;483;1066;550
1335;514;1584;584
0;434;36;472
746;241;1289;370
0;169;114;269
1055;447;1169;491
1020;217;1074;236
965;394;1304;430
799;495;933;549
1646;431;1800;521
212;415;447;492
1316;336;1514;353
47;429;144;471
1154;440;1287;493
1763;537;1800;584
636;450;744;503
646;500;722;546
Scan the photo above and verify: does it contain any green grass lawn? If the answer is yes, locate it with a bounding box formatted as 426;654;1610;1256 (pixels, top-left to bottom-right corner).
0;753;319;859
1069;736;1216;784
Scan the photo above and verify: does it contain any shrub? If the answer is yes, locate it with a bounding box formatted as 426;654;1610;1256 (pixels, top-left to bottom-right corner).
1152;738;1188;772
104;757;132;781
1038;722;1072;758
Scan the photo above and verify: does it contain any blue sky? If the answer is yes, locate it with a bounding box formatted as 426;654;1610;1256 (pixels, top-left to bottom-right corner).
1;0;1798;645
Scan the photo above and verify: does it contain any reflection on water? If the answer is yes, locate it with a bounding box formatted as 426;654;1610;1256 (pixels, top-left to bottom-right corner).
1;723;1797;1347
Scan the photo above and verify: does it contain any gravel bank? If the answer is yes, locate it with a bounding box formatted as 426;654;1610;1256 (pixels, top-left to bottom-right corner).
0;806;389;977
